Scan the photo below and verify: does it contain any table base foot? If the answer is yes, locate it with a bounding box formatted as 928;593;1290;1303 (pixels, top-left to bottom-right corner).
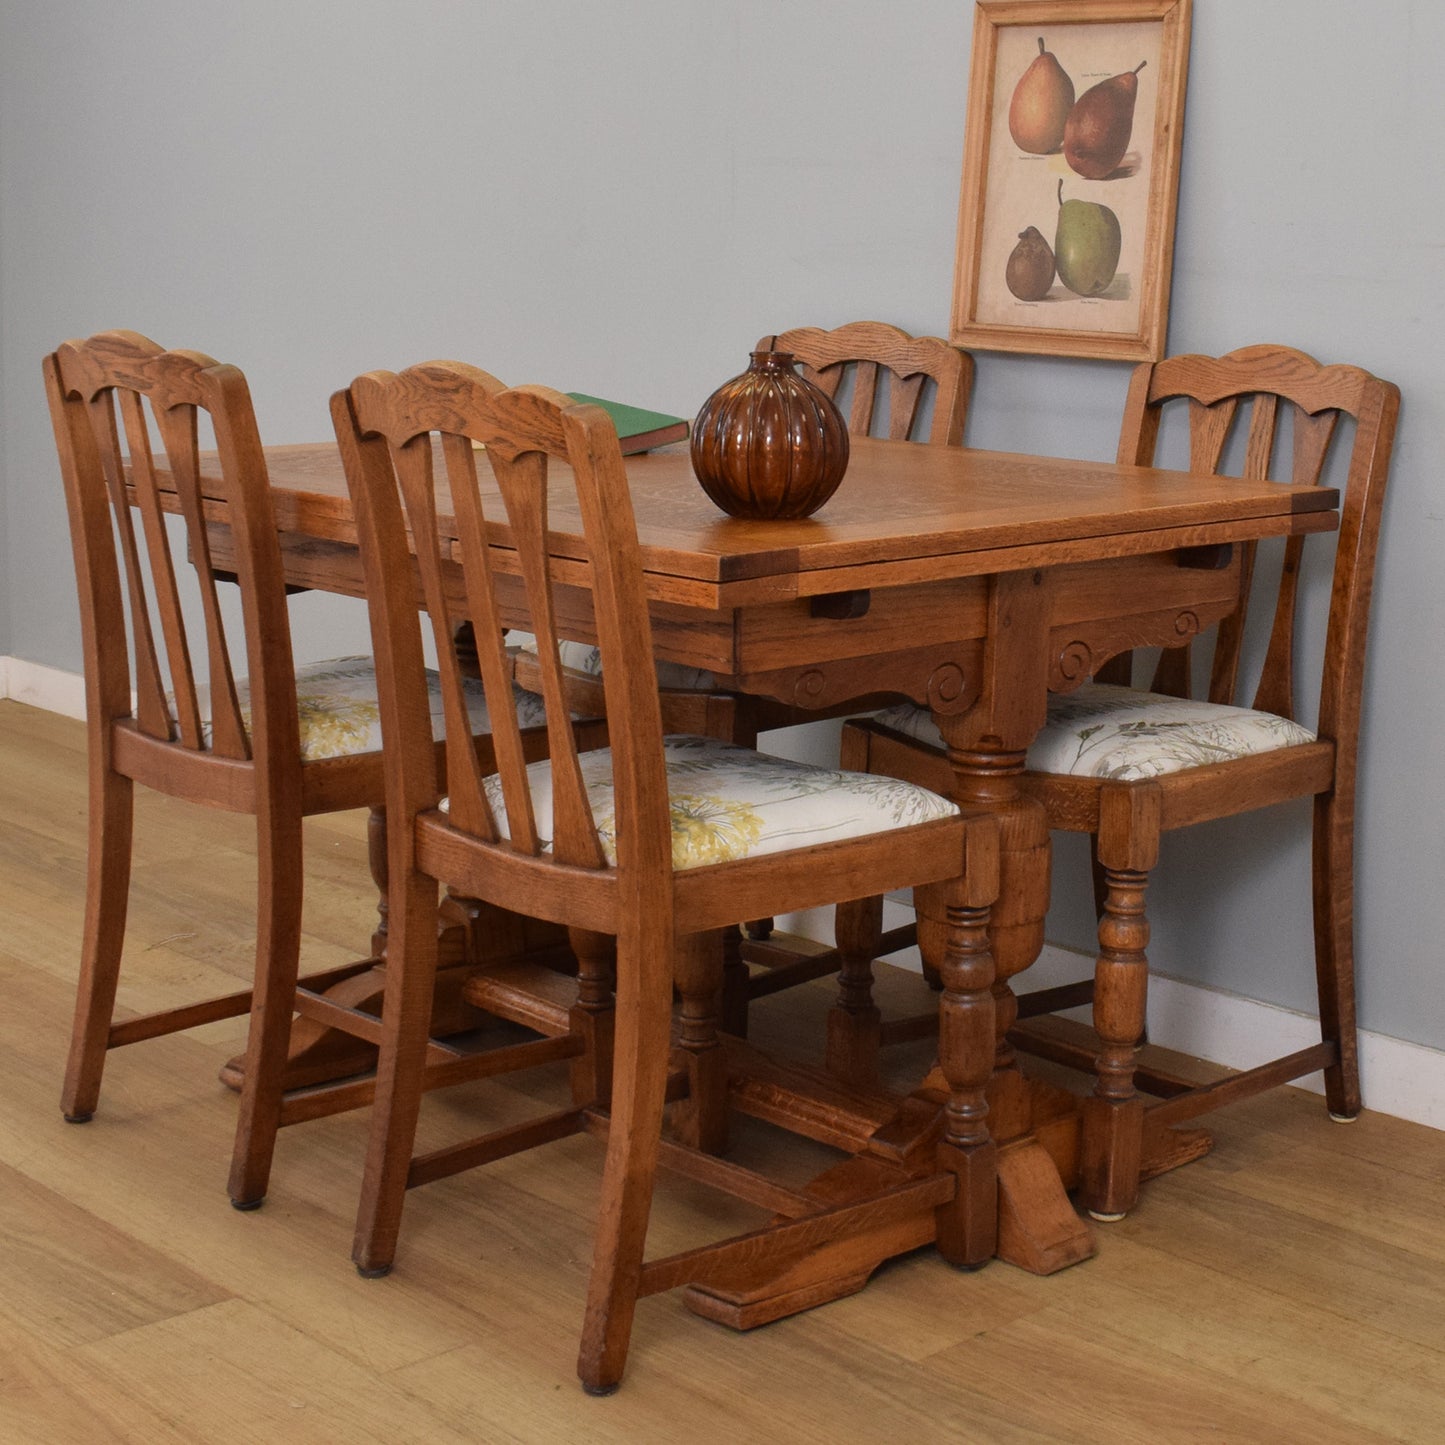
996;1138;1095;1274
1138;1117;1213;1181
684;1271;876;1330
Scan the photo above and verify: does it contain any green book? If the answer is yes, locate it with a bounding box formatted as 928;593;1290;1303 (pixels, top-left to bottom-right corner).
565;393;690;455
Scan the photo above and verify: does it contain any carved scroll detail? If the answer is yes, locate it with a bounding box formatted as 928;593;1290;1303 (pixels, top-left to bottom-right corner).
727;641;984;714
789;670;830;708
1048;606;1223;693
925;661;977;715
1053;640;1094;689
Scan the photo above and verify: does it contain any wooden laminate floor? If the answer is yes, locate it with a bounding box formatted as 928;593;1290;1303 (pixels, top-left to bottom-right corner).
1;699;1441;1444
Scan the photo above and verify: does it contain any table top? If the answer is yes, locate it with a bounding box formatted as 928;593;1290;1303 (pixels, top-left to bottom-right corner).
226;436;1337;610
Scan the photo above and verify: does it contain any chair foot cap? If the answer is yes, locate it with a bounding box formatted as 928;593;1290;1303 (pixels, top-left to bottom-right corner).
1087;1209;1128;1223
230;1196;265;1212
1328;1111;1360;1124
62;1112;94;1124
581;1380;621;1397
356;1262;393;1279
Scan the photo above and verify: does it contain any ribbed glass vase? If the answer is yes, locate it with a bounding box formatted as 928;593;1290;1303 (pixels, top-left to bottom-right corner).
690;348;849;520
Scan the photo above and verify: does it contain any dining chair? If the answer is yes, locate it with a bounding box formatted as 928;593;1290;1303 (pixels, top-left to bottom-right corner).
42;330;550;1212
840;343;1401;1219
331;360;996;1393
774;319;972;447
511;321;975;1028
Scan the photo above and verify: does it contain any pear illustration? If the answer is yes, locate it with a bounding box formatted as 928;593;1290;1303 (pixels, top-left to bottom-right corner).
1053;179;1121;296
1064;60;1146;179
1008;37;1075;154
1005;226;1055;301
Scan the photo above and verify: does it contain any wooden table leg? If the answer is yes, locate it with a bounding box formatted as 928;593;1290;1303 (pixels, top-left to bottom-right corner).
935;571;1094;1275
916;822;999;1268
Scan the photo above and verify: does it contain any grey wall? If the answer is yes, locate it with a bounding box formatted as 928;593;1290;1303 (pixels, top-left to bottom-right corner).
2;2;1441;1046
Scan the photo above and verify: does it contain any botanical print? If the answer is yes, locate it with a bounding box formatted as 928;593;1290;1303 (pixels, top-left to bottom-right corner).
481;735;959;872
952;0;1191;360
977;20;1161;335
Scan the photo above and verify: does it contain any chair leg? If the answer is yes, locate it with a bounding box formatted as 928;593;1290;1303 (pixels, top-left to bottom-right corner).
670;930;728;1154
1312;790;1361;1121
352;868;443;1276
719;926;750;1038
1088;834;1108;920
576;917;674;1394
568;927;616;1109
1080;863;1152;1221
1079;785;1160;1222
61;761;135;1123
1090;833;1147;1045
228;807;305;1208
825;718;887;1084
828;894;884;1086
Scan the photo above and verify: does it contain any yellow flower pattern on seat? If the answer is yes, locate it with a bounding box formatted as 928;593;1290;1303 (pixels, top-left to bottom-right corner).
201;656;546;762
663;794;766;866
872;682;1316;783
292;687;381;759
467;735;959;871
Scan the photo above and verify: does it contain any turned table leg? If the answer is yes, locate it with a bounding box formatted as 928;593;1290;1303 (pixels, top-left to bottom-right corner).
917;819;999;1268
933;570;1094;1274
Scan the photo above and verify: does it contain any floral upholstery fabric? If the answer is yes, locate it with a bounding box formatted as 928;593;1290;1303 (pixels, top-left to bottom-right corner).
207;655;546;762
457;734;959;871
514;633;717;693
872;682;1316;783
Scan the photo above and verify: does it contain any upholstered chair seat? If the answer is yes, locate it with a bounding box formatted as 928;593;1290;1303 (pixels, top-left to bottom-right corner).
459;734;959;869
871;683;1317;783
210;655;546;761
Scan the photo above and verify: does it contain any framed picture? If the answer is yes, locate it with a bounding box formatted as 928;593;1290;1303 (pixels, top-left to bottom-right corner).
951;0;1192;362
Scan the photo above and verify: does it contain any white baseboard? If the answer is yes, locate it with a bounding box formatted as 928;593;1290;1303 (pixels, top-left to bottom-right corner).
1;657;88;720
779;904;1445;1133
1025;943;1445;1133
7;655;1442;1132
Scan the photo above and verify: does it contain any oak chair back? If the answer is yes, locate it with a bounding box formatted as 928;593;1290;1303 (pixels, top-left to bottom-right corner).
332;364;671;897
766;320;973;447
1115;345;1400;758
45;330;300;784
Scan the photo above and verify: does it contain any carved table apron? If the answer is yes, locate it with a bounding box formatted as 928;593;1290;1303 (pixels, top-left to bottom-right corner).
186;435;1337;1301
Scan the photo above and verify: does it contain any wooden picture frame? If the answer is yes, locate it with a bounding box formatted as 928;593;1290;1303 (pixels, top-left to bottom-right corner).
951;0;1191;362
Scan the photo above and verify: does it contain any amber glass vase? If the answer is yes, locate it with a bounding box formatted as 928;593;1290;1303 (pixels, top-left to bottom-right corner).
690;348;849;520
